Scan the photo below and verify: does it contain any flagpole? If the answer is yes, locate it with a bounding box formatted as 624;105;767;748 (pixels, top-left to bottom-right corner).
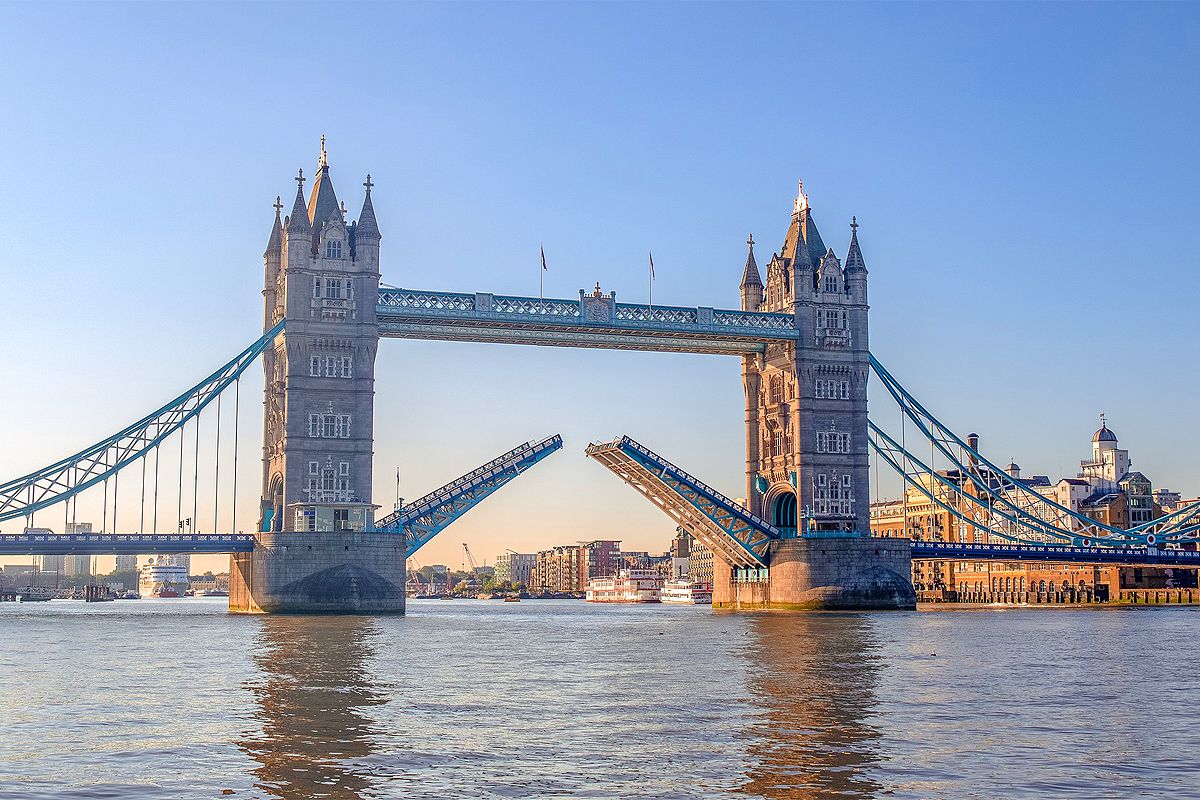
648;251;654;311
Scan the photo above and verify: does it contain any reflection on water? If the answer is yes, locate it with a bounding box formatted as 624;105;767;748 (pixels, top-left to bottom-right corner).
739;614;882;799
240;616;391;799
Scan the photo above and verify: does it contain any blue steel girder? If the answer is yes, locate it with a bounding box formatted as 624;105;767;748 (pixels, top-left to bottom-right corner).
0;532;256;556
373;435;563;558
911;540;1200;567
0;321;284;524
376;287;798;355
585;436;778;568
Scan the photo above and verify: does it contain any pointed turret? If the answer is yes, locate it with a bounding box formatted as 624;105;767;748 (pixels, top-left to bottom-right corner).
356;174;381;239
307;135;340;230
353;174;381;271
844;216;866;274
844;217;868;303
264;195;283;257
740;234;763;312
741;233;762;288
286;169;310;233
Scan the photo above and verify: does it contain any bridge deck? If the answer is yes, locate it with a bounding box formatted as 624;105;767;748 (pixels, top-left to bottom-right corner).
374;434;563;557
377;288;798;355
911;540;1200;567
0;533;256;556
585;435;778;568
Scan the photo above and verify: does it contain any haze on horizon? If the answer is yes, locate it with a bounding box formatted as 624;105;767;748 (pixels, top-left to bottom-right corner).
1;2;1198;572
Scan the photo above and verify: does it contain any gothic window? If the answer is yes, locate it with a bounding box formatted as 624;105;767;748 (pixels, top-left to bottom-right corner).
313;277;322;298
341;357;353;378
308;461;319;476
310;356;321;377
325;278;343;300
769;375;783;405
815;380;825;399
816;430;851;453
308;413;352;439
824;275;838;293
840;380;850;400
325;240;343;259
773;430;784;457
338;461;350;476
325;357;338;378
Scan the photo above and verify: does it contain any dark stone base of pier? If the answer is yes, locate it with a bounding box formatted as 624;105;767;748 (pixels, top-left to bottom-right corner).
229;531;407;614
713;536;916;610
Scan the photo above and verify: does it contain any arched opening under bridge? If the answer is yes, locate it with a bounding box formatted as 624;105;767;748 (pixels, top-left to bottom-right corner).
773;491;797;533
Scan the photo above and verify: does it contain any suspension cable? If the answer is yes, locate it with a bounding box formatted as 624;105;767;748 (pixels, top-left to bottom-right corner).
152;444;160;534
232;377;240;535
213;393;222;533
140;454;146;534
177;425;184;532
192;415;200;533
102;476;109;534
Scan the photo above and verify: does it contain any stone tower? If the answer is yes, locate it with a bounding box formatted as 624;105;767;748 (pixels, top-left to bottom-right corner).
260;141;382;534
741;181;870;536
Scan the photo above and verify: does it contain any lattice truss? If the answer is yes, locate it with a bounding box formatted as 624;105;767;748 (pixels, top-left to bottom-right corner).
374;435;563;557
868;355;1200;546
0;322;284;524
585;436;777;568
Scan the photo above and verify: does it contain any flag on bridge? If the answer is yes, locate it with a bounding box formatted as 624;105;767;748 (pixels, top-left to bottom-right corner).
541;245;547;271
649;251;655;280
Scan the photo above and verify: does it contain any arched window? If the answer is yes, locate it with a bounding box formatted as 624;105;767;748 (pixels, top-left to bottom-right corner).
1038;580;1047;593
769;375;783;405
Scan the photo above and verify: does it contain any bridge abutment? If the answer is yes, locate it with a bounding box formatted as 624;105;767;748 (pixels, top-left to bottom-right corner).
712;537;915;610
229;531;406;614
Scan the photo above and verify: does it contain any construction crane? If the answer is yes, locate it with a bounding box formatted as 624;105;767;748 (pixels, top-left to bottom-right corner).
462;543;481;573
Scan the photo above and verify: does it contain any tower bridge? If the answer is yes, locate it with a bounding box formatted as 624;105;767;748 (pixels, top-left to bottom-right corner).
3;147;1197;613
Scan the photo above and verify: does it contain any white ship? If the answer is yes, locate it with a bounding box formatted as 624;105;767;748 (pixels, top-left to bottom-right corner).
139;556;189;598
586;569;662;603
660;579;713;605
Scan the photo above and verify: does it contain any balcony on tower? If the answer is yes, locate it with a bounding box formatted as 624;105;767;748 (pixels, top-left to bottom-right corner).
288;500;377;533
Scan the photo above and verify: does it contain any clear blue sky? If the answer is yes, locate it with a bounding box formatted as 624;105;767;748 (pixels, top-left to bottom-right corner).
1;2;1198;570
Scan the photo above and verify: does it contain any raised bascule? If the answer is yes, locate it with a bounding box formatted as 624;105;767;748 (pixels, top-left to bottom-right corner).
3;145;1198;613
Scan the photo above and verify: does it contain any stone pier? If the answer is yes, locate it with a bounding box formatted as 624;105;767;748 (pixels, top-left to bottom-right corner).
229;531;407;614
712;536;916;610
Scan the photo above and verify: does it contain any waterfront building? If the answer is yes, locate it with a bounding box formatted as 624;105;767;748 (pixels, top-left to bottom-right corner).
114;554;137;573
38;554;66;574
579;540;621;581
1154;488;1183;511
530;545;584;593
493;552;535;586
689;538;715;587
871;418;1197;601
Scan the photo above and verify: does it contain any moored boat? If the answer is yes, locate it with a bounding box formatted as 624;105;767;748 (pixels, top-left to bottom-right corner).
586;569;663;603
660;579;713;605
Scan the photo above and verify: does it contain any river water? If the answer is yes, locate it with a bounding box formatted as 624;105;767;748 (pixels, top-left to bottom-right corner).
1;599;1197;799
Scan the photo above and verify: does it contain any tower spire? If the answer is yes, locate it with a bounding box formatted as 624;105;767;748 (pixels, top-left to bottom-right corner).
287;169;310;232
265;195;283;255
356;173;380;239
740;232;762;288
844;215;867;273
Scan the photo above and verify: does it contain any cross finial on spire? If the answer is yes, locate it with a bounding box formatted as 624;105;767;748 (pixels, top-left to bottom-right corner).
295;168;305;189
319;135;328;168
363;173;373;193
851;216;858;233
1100;411;1107;428
747;233;754;249
340;200;347;219
273;195;283;215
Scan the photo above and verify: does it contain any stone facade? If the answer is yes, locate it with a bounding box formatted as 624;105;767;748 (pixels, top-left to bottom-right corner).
740;183;870;536
260;143;381;534
712;537;915;610
232;144;401;614
229;531;406;614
